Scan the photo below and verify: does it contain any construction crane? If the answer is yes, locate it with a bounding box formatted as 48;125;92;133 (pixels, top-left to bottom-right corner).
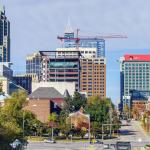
57;29;128;50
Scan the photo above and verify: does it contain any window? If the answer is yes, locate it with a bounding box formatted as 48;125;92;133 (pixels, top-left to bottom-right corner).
54;103;57;108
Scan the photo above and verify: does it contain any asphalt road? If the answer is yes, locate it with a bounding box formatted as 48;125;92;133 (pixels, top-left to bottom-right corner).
116;120;150;148
119;120;150;141
27;142;105;150
27;121;150;150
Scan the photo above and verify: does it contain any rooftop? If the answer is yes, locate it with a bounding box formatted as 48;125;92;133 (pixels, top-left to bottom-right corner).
124;54;150;61
28;87;64;99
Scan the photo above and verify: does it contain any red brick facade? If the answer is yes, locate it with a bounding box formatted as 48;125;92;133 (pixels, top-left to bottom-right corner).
25;98;64;123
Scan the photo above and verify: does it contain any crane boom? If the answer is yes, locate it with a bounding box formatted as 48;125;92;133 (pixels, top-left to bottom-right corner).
57;34;127;41
57;29;127;50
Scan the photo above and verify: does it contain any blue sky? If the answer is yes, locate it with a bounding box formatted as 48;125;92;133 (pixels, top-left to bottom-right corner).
1;0;150;104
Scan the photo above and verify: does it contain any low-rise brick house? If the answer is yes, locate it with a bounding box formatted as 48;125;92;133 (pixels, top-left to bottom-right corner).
25;87;64;123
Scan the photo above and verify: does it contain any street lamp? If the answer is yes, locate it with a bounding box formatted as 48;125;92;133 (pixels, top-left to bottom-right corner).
87;114;90;143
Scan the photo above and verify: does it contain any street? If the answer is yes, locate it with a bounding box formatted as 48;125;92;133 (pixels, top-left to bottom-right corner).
27;142;104;150
27;121;150;150
117;120;150;148
119;120;150;142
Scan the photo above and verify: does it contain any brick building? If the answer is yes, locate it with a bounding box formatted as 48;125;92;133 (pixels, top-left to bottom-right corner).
80;57;106;97
25;87;64;123
132;100;146;115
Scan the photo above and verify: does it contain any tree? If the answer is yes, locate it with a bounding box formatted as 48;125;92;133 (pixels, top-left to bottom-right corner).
0;90;42;148
131;107;139;120
72;92;87;111
123;104;130;119
85;96;118;137
0;82;4;95
48;113;57;140
79;127;87;139
61;92;87;118
23;110;43;136
86;97;111;123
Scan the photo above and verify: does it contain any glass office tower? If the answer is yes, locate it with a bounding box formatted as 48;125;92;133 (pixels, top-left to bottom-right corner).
120;55;150;109
0;5;10;62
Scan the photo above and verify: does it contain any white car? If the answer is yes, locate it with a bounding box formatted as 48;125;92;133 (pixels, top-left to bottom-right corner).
103;144;110;149
44;139;56;143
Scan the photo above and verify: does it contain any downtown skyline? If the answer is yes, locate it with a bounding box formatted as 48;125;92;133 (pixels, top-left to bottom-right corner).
1;0;150;103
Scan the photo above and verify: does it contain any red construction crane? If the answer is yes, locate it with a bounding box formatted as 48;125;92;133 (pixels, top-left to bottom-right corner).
57;29;128;50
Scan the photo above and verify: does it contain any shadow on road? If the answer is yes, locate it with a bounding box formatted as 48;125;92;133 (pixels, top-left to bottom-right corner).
119;130;137;136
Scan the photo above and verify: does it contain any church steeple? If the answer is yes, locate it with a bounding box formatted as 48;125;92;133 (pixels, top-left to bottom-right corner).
64;18;74;33
0;3;5;14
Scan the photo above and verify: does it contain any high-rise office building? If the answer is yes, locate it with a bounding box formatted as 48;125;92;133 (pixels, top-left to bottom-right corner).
0;5;10;62
26;52;41;81
80;58;106;97
40;51;81;91
56;47;106;97
120;55;150;109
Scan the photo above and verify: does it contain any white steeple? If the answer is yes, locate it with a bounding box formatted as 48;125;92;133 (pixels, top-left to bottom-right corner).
64;18;74;33
0;3;5;13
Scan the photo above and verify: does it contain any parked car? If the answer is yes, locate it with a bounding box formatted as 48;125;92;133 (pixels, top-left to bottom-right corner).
44;139;56;143
103;144;110;149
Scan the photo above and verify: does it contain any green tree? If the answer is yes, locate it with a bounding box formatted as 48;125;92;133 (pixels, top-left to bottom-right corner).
123;104;130;119
23;110;43;136
86;97;111;123
72;92;87;111
0;90;42;148
48;113;57;140
131;107;139;120
0;82;4;95
61;92;87;116
48;113;57;123
85;96;116;137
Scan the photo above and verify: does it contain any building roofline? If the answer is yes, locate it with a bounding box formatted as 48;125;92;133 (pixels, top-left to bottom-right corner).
39;51;81;56
124;54;150;61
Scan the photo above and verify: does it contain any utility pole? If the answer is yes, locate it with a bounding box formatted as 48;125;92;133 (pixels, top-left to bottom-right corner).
102;124;104;141
52;126;54;141
70;116;72;142
109;104;113;139
23;111;25;139
88;115;90;143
